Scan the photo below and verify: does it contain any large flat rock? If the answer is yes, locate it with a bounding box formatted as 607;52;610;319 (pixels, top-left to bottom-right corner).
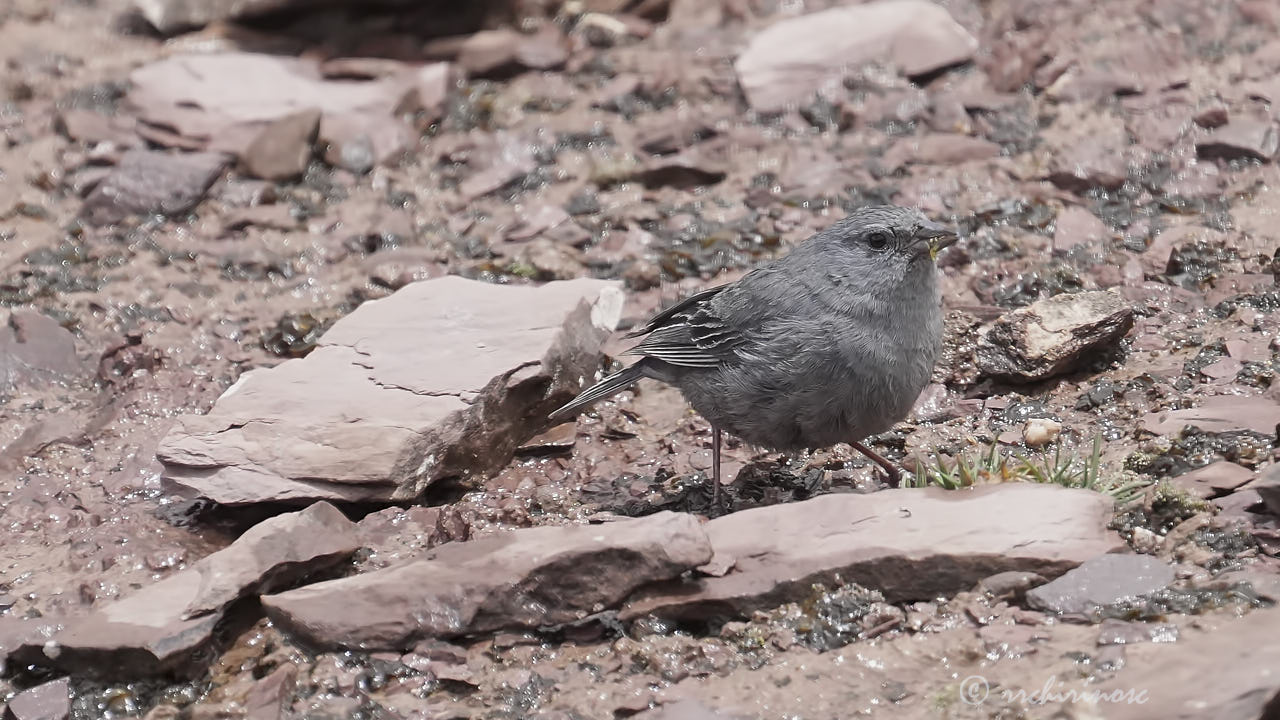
10;502;359;677
157;276;623;505
734;0;978;111
1098;606;1280;719
126;53;453;169
621;484;1125;620
261;511;713;651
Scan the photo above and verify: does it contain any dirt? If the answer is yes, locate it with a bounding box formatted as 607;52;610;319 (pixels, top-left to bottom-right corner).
1;0;1280;718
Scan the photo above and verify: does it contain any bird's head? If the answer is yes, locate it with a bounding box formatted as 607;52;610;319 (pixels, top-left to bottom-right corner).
808;205;958;285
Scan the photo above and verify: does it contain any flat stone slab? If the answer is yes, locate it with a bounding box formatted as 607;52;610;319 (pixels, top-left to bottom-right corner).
1142;395;1280;438
1170;461;1257;498
1026;553;1176;616
734;0;978;111
2;677;70;720
157;276;623;505
621;484;1125;620
126;53;454;169
11;502;359;677
261;511;712;651
79;149;229;226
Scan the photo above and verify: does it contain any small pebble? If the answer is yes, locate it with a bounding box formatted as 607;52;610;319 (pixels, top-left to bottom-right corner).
1130;527;1161;554
1022;418;1063;448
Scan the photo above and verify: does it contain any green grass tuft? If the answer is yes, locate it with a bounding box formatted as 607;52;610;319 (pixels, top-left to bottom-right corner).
905;435;1152;502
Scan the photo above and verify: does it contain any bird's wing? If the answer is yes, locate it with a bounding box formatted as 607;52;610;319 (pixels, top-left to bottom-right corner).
623;283;754;368
623;284;729;338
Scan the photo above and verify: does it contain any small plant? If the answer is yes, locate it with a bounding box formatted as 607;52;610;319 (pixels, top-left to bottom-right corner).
908;442;1012;489
504;261;539;279
906;435;1152;502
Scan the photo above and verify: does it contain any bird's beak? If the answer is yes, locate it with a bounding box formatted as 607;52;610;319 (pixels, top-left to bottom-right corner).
915;220;958;261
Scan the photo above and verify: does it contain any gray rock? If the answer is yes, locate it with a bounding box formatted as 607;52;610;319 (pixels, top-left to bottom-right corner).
976;290;1135;383
1025;553;1175;616
79;149;229;226
1097;606;1280;719
2;678;69;720
622;484;1125;620
734;0;977;112
0;311;90;400
11;502;359;677
261;511;713;650
157;276;623;505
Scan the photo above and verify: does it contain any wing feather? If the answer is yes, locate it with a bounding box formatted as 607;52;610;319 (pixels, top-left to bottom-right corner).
624;285;729;338
623;285;746;368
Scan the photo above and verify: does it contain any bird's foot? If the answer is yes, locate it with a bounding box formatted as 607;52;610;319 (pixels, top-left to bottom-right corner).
880;464;902;489
705;476;729;518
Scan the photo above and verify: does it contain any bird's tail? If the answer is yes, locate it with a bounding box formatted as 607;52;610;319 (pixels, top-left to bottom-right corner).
549;363;645;423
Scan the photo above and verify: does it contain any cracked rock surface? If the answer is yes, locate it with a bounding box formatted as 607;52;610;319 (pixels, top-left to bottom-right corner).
157;276;623;505
976;290;1136;382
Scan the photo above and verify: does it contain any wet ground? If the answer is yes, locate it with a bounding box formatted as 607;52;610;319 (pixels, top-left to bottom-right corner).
2;0;1280;717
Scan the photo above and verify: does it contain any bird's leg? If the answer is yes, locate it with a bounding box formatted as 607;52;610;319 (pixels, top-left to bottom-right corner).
852;441;902;488
711;425;725;516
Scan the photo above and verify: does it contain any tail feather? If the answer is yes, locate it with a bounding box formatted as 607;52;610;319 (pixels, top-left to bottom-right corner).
549;364;645;423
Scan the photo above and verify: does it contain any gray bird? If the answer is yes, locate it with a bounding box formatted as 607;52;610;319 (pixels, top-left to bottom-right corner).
549;205;957;512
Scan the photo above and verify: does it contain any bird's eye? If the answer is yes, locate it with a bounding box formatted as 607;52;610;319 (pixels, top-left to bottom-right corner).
866;231;890;250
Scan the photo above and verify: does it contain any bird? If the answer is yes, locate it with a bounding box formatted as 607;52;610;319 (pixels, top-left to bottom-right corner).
549;205;957;513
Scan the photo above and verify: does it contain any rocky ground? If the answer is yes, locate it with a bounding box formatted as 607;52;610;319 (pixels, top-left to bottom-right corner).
1;0;1280;718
